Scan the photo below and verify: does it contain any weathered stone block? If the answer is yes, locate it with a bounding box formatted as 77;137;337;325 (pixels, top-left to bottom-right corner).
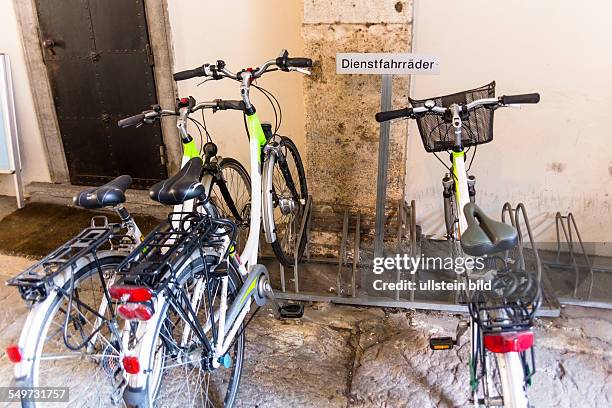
304;0;413;24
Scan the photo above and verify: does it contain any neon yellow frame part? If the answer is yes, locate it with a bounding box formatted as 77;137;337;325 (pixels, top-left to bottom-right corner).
181;112;266;161
182;139;200;159
246;112;268;162
451;150;465;200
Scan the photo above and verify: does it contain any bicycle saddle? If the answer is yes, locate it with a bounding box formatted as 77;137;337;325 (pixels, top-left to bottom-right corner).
461;203;518;256
149;157;205;205
73;175;132;210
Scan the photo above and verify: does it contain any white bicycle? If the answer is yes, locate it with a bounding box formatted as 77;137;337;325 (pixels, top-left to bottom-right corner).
111;50;312;407
377;84;542;408
6;176;144;407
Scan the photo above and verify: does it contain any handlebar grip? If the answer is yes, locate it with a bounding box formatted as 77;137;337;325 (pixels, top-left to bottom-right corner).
173;65;206;81
117;113;145;128
500;93;540;105
286;57;312;68
375;108;412;123
217;100;245;111
275;56;313;70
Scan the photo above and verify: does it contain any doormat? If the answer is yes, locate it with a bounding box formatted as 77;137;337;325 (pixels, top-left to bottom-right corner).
0;202;161;258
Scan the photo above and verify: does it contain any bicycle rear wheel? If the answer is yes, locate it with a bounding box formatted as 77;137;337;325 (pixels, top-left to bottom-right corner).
266;136;308;267
133;262;245;408
16;256;125;407
496;352;530;408
210;157;251;254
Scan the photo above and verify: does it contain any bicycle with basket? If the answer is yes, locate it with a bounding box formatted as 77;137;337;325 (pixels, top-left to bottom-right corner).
376;82;542;408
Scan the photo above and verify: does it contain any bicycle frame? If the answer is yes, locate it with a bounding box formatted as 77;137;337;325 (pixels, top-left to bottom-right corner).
449;105;471;238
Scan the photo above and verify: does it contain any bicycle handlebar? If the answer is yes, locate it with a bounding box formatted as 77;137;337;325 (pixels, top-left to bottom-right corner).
375;93;540;123
117;99;245;128
173;50;312;82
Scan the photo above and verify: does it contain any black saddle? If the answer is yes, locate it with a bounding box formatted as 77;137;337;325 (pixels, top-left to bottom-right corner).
149;157;205;205
461;203;518;256
73;175;132;210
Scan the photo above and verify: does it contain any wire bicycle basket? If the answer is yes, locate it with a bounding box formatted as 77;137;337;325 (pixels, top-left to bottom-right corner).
410;81;496;152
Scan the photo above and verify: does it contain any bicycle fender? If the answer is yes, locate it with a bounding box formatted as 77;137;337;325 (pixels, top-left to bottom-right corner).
262;152;277;244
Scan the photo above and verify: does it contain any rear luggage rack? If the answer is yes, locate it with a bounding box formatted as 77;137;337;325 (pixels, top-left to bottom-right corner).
116;211;236;290
6;223;128;303
469;300;537;333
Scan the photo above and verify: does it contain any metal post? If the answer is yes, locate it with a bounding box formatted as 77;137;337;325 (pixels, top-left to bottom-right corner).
352;213;360;297
337;210;349;296
374;75;393;260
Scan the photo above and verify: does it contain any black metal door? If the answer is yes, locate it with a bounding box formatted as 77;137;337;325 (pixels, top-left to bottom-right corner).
36;0;167;188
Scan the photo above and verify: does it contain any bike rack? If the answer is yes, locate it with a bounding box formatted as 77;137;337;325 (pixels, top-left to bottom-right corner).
275;199;559;318
501;202;560;315
541;212;612;309
279;194;313;294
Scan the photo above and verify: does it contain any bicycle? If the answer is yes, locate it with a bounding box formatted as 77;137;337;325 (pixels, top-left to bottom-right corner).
4;94;255;406
376;84;542;407
171;49;311;268
5;176;143;406
112;51;312;407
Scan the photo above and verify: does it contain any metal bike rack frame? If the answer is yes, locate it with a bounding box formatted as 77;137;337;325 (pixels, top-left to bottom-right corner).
276;199;558;317
542;212;612;309
275;78;559;317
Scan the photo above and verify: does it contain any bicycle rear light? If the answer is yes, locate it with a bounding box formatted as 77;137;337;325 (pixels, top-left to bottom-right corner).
122;356;140;374
109;285;152;302
6;345;22;363
117;303;154;321
483;330;534;353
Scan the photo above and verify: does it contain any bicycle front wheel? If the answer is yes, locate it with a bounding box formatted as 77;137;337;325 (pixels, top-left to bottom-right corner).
210;157;252;254
265;136;308;267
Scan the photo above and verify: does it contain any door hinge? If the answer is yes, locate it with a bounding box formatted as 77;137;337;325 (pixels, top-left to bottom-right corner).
159;145;166;165
146;44;155;67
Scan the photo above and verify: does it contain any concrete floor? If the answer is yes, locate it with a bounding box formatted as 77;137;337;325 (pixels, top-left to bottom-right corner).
1;252;611;407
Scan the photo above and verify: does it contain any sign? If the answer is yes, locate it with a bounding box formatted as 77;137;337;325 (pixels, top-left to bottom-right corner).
336;53;439;75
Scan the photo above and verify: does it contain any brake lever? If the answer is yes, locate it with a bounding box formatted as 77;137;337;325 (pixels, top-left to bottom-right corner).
290;67;311;75
196;78;214;87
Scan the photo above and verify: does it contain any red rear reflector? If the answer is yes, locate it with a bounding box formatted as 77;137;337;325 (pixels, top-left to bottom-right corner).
122;356;140;374
6;345;22;363
109;285;152;302
484;331;534;353
117;303;153;321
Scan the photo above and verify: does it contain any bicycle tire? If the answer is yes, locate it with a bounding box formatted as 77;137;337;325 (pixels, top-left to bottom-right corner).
16;256;125;408
496;352;530;408
211;157;252;254
128;261;245;408
267;136;308;267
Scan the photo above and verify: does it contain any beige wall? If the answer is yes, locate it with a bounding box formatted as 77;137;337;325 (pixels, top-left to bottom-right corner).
407;0;612;254
0;0;50;196
166;0;305;168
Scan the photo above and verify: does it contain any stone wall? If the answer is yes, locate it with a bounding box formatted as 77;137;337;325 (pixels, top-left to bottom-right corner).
302;0;413;256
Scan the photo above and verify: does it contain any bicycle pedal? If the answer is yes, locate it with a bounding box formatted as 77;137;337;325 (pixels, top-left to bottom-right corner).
429;336;456;350
278;304;304;319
